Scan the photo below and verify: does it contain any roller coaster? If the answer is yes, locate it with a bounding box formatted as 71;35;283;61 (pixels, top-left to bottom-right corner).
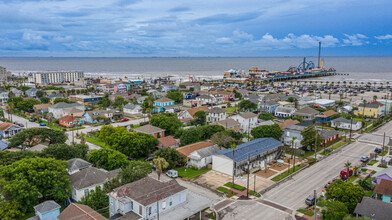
297;60;315;72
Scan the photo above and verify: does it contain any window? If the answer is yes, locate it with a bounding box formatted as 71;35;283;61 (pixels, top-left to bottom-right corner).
148;206;152;215
162;200;166;210
179;194;182;202
169;198;173;206
84;189;89;195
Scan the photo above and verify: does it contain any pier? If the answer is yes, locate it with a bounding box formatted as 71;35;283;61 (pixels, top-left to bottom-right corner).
263;71;342;82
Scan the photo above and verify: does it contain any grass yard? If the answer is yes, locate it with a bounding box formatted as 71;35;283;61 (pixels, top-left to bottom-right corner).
371;170;377;174
349;175;359;183
272;164;303;181
332;141;348;150
297;208;317;216
216;186;238;198
224;106;236;114
174;167;210;179
86;136;107;148
249;190;261;197
224;182;246;191
367;160;377;166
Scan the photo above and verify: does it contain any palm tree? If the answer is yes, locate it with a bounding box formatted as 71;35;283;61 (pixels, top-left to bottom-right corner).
353;166;360;176
229;143;237;186
153;157;169;181
344;161;352;181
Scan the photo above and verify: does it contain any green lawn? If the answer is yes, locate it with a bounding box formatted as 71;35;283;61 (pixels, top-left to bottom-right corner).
174;167;210;179
86;136;107;148
332;141;348;150
216;186;238;198
297;208;315;216
224;106;236;114
349;175;359;183
224;182;246;191
272;164;303;181
249;190;261;197
367;160;377;166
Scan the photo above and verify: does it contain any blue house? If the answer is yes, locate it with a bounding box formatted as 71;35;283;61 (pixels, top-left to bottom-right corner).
28;200;60;220
259;100;279;113
0;122;23;139
0;140;9;151
153;97;175;112
374;179;392;204
315;110;338;123
25;88;40;98
161;84;177;92
184;93;195;100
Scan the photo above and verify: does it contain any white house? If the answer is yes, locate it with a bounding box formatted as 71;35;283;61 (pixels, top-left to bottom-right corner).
178;106;209;120
230;112;258;133
123;103;142;116
200;84;214;91
188;145;220;169
69;167;119;202
274;106;296;118
331;117;362;131
195;94;215;105
206;107;227;123
48;102;85;119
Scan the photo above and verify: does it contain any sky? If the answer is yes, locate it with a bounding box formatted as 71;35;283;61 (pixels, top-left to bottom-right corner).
0;0;392;57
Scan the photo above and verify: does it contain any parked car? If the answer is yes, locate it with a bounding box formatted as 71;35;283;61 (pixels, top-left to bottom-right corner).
360;155;369;162
104;121;111;125
305;195;316;206
40;123;46;126
166;169;178;178
29;119;35;122
374;148;382;154
18;123;24;127
120;118;129;122
145;157;154;162
340;168;353;180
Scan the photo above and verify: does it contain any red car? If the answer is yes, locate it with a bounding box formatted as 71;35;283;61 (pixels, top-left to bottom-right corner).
119;119;129;122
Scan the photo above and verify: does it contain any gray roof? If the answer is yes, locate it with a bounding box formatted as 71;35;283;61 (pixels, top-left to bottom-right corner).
332;117;361;125
374;167;392;178
155;97;173;103
67;158;92;173
123;103;139;110
285;124;306;132
0;140;8;151
258;120;275;126
207;107;226;114
359;103;380;108
197;94;212;99
188;145;220;160
275;106;296;113
240;112;257;119
215;118;241;128
134;124;165;134
214;137;283;163
70;167;119;190
49;102;83;109
354;197;392;219
319;129;339;139
293;107;319;116
34;200;60;214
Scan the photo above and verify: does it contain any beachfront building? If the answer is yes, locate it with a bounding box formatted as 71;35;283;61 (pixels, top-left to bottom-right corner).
309;99;335;108
28;71;84;85
0;66;11;82
153;97;175;112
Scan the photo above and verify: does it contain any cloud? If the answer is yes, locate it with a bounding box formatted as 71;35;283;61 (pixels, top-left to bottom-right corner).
343;34;369;46
168;6;191;12
375;34;392;40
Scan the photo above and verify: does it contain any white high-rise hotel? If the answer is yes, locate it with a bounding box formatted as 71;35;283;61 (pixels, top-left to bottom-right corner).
29;71;84;85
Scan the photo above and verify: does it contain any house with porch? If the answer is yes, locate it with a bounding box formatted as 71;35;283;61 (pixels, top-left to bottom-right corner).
59;115;85;128
212;138;283;176
330;117;362;131
292;107;319;121
48;102;85;119
319;130;340;146
315;110;337;124
0;122;23;139
282;124;306;148
259;100;280;114
355;103;382;118
123;103;142;116
153;97;175;112
274;106;296;118
178;106;209;120
374;179;392;204
206;107;227;123
373;167;392;184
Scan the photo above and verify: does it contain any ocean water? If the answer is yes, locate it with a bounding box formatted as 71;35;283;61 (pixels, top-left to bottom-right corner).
0;57;391;82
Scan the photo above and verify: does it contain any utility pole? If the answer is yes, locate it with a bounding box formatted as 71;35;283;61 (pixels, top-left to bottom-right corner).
247;154;250;199
350;116;353;140
254;174;256;193
314;190;317;220
382;132;386;164
314;128;318;161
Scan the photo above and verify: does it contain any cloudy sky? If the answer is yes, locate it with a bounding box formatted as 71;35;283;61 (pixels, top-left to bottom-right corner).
0;0;391;57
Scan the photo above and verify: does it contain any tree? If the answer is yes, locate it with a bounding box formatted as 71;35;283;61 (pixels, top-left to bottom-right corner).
326;179;365;213
177;125;225;145
258;112;274;120
97;98;111;107
166;91;183;103
251;124;283;140
344;161;352;180
211;132;236;149
286;97;297;103
142;96;155;112
36;90;45;98
321;200;349;220
114;96;125;108
154;147;186;169
88;148;129;171
79;186;108;211
191;110;206;126
54;97;73;104
42;143;88;160
0;157;70;215
8;127;67;149
150;113;182;135
118;161;152;185
153;157;169;181
0;200;22;220
300;125;321;151
0;109;4;121
16;98;40;112
39;97;50;103
238;100;257;112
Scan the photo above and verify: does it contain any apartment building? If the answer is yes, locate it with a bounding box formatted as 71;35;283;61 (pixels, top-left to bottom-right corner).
29;71;84;85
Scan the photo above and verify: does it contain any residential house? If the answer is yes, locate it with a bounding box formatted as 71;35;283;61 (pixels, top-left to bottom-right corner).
355;103;382;118
108;177;213;220
244;94;262;105
178;106;209;120
179;81;200;91
114;83;128;93
377;99;392;114
282;124;306;148
161;84;177;92
0;92;8;104
58;203;106;220
206;107;227;123
59;115;85;127
219;91;235;101
134;124;165;138
293;107;319;121
276;119;300;130
25;88;39;98
274;106;296;118
278;101;295;108
183;99;203;107
309;99;335;108
195;94;215;105
67;158;92;175
147;89;164;99
184;92;195;100
10;87;23;97
212;138;283;176
319;130;340;146
259;100;280;113
33;103;52;113
69;95;103;106
176;141;215;158
63;107;85;118
200;83;214;91
0;140;9;151
354;197;392;219
27;200;60;220
373;167;392;184
315;110;337;123
331;117;362;131
158;136;179;149
123;103;142;116
188;145;221;169
70;167;119;202
48;102;85;119
213;118;241;131
0;122;23;139
230;112;258;133
374;179;392;203
153;97;175;113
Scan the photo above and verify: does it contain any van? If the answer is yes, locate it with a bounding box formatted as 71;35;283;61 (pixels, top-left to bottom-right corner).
305;195;315;206
340;168;353;180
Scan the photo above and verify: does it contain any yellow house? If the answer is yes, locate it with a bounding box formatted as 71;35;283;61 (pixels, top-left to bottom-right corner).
355;103;381;118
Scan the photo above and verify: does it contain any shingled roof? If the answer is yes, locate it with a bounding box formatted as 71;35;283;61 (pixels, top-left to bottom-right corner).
108;177;186;206
176;141;215;157
58;203;106;220
34;200;60;214
134;124;165;134
70;167;119;190
67;158;92;174
0;122;20;131
374;179;392;197
354;197;392;219
207;107;226;114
